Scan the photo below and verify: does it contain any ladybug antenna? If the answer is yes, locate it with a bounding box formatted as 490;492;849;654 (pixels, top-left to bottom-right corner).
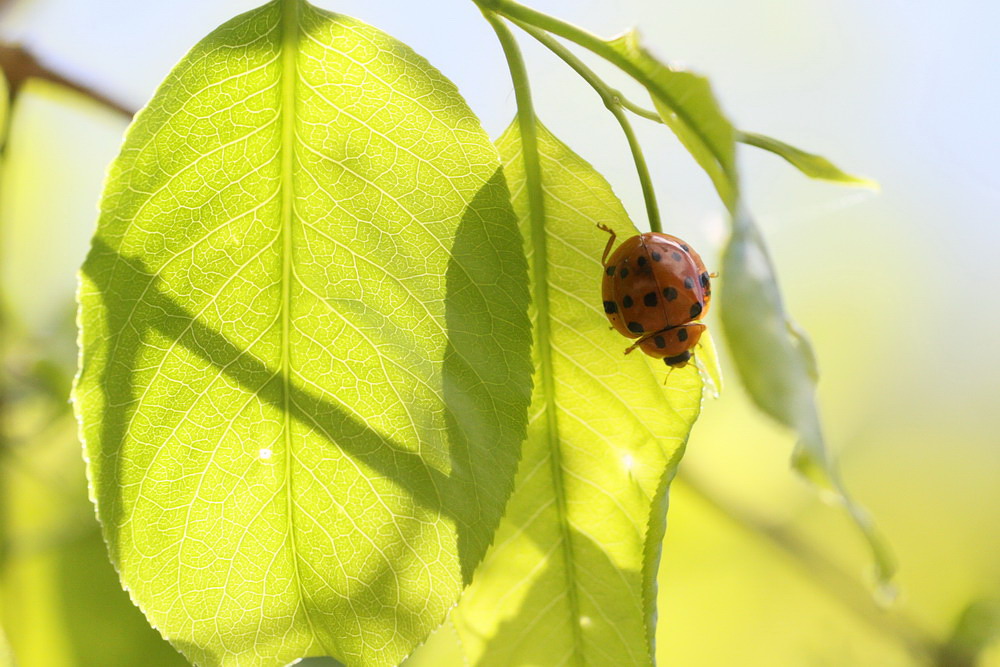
662;364;676;387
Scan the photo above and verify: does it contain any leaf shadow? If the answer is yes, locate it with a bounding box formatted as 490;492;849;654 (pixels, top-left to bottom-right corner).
464;525;648;667
82;166;530;589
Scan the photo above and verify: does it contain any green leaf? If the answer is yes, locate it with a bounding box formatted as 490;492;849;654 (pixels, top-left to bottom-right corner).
941;599;1000;665
451;120;703;666
0;68;9;147
73;1;531;665
0;625;11;667
738;131;879;189
2;442;188;667
607;30;739;213
719;212;895;583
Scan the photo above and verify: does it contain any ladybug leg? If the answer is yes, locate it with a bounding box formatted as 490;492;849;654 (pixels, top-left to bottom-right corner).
623;327;671;355
596;223;617;266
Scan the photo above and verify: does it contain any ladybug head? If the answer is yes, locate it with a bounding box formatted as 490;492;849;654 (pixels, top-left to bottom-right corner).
664;350;692;368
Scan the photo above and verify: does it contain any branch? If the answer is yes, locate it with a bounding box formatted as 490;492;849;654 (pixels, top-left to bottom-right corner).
0;44;135;118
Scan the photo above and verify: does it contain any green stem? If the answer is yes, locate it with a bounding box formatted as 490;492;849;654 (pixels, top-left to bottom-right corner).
512;20;662;233
486;0;737;201
480;0;626;66
619;96;662;123
477;6;584;663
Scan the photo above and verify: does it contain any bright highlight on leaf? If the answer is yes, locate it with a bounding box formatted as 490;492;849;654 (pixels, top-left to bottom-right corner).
738;131;879;189
451;120;702;667
73;1;531;665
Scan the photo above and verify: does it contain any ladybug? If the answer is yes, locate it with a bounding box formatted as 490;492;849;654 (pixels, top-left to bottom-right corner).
598;223;712;368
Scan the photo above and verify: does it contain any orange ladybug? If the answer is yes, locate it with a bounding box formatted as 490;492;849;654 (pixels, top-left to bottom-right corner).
598;223;712;368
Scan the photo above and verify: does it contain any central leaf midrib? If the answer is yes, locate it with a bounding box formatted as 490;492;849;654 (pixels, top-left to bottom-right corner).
525;145;585;663
278;0;327;657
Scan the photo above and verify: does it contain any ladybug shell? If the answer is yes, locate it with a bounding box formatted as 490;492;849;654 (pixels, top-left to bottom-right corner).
637;322;706;367
601;232;711;339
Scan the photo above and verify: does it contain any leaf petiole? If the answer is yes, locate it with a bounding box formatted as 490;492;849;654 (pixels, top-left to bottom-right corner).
511;20;662;233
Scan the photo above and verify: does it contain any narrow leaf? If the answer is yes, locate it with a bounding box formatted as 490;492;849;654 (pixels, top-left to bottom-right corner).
719;212;895;583
941;599;1000;665
0;68;8;146
452;120;703;666
74;1;531;665
738;131;879;189
608;30;739;212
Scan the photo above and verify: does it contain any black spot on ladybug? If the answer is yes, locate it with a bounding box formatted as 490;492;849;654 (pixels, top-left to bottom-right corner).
683;276;694;289
690;302;703;318
643;292;658;307
654;335;666;349
663;287;678;301
606;265;615;276
627;321;644;334
651;251;662;262
619;265;629;279
637;255;647;267
681;244;690;252
700;272;710;288
622;295;634;308
677;328;689;342
604;301;618;314
672;252;682;261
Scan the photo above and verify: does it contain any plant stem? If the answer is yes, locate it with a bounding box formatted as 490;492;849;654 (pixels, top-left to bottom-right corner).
512;20;662;233
478;0;625;68
484;0;737;210
619;96;662;123
676;470;942;664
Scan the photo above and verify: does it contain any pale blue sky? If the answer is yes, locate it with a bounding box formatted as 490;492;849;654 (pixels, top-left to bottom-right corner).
4;0;999;442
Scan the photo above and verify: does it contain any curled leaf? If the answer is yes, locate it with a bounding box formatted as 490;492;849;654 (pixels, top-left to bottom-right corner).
719;212;895;584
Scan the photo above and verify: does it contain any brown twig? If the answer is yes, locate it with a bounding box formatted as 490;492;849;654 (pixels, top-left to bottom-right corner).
0;43;135;118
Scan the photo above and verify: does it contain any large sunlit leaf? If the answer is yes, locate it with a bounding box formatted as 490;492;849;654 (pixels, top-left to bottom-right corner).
451;120;702;666
737;131;879;189
73;1;532;665
607;29;738;213
719;212;895;583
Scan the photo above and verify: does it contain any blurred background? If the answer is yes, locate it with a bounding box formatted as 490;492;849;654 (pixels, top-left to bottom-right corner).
0;0;997;665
